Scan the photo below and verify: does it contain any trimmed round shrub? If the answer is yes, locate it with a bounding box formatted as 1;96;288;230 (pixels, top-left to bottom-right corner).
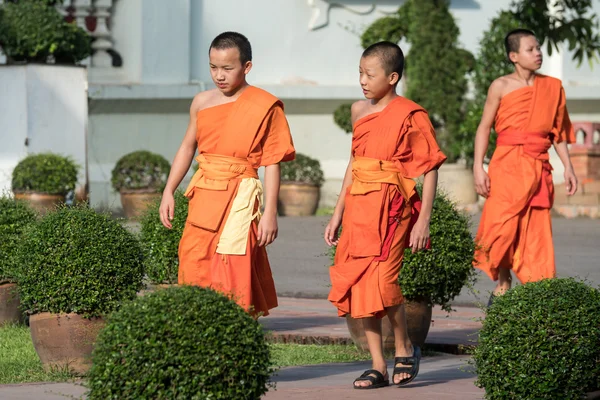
280;153;325;186
0;195;37;283
474;278;600;399
111;151;171;192
11;153;79;195
0;0;92;64
87;285;273;400
12;205;144;317
140;190;189;284
399;185;477;311
333;103;353;134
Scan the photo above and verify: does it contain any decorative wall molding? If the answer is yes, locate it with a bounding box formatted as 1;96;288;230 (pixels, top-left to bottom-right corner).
307;0;398;30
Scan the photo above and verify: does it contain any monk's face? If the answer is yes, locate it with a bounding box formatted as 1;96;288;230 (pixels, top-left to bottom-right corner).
359;56;399;99
209;47;252;94
510;35;543;70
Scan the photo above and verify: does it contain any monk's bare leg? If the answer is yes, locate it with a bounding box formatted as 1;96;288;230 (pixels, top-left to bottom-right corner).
386;304;414;384
355;317;388;388
493;267;512;295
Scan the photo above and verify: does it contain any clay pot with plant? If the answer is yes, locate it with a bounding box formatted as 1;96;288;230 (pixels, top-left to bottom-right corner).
279;153;325;216
0;195;37;326
111;151;171;219
332;185;476;350
11;205;144;375
11;153;79;215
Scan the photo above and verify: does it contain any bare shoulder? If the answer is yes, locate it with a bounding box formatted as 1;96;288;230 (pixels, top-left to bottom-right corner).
190;90;220;114
489;76;510;95
350;100;370;124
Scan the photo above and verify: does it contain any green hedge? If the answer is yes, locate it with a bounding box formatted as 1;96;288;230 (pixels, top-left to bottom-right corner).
0;196;37;283
11;153;79;195
87;286;273;399
280;153;325;186
474;278;600;399
12;205;144;317
111;151;171;192
0;0;91;64
140;191;189;284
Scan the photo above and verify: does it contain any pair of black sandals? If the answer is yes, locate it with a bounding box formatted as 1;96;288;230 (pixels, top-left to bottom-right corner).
353;346;421;389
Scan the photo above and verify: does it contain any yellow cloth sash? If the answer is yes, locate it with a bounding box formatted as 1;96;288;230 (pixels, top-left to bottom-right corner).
351;156;415;200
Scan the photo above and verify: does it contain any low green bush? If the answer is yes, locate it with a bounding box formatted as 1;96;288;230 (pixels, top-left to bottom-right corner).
13;205;144;317
111;151;171;192
333;103;353;134
280;153;325;186
140;191;189;284
474;278;600;399
87;285;273;400
11;153;79;195
0;196;37;283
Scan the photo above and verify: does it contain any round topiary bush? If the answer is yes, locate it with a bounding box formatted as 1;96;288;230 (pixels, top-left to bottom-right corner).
280;153;325;186
87;285;273;400
111;150;171;193
140;190;189;284
0;195;37;283
399;185;477;311
12;205;144;317
474;278;600;400
333;103;353;134
11;153;79;195
0;0;92;64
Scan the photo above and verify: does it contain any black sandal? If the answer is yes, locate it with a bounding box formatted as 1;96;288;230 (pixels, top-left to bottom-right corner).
487;293;496;308
353;369;389;390
393;346;421;387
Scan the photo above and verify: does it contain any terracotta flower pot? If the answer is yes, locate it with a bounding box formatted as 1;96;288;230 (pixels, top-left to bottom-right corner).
29;312;105;375
0;283;22;326
119;190;161;219
14;193;64;215
345;299;433;352
278;182;320;216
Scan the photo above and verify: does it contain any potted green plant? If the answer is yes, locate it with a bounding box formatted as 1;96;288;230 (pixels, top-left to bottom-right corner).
11;153;79;215
12;205;145;375
87;286;273;399
0;195;37;326
111;150;171;219
279;153;325;216
474;278;600;399
333;186;476;349
139;190;189;287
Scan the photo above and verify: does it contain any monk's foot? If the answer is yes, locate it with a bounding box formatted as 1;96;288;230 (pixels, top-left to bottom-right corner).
492;284;510;296
393;345;421;386
353;365;388;389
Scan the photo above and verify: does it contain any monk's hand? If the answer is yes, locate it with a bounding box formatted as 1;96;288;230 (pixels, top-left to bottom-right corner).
474;166;491;198
409;218;430;253
324;214;342;247
257;212;278;247
564;168;578;196
159;192;174;229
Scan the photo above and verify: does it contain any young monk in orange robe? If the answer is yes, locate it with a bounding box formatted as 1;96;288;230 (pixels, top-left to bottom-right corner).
325;42;446;389
159;32;295;317
473;29;577;302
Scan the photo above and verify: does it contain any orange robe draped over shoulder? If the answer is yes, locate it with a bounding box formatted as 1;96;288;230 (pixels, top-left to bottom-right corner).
474;74;574;283
178;86;295;316
328;97;447;319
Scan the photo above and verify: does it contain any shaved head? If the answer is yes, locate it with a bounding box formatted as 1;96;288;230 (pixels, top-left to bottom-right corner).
210;31;252;65
362;41;404;77
504;29;536;60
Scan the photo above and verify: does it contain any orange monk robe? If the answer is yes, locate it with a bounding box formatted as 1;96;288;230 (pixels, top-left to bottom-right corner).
328;97;447;319
474;74;574;283
178;86;295;316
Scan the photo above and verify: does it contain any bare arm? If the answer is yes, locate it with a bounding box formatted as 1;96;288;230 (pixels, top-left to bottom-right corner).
553;140;578;195
257;163;280;246
159;96;201;228
408;169;438;253
473;80;503;198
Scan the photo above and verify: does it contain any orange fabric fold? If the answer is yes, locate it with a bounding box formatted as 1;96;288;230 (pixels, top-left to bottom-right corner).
328;97;446;319
474;74;574;284
178;86;295;317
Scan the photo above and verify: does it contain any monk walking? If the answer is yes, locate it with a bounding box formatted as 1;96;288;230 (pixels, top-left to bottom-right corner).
325;41;446;389
159;32;295;317
473;29;578;304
